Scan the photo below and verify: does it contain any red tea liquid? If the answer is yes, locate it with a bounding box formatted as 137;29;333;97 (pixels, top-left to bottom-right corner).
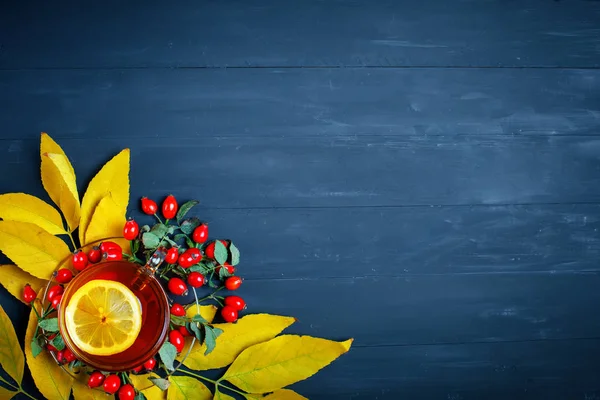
58;261;170;371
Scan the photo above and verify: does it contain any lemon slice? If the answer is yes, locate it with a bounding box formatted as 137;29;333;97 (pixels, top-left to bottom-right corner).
64;280;142;356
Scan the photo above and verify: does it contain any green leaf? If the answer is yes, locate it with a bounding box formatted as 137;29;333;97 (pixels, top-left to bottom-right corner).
159;342;177;371
207;277;219;289
189;264;209;274
149;377;171;391
176;200;199;223
168;226;176;235
187;322;203;343
132;239;141;254
230;242;240;266
192;314;208;323
180;217;201;235
30;338;43;358
50;334;65;351
151;224;169;238
214;241;228;265
164;237;178;247
38;318;59;332
142;232;160;248
174;234;187;242
135;393;147;400
204;326;222;355
170;315;188;326
141;225;151;233
218;266;233;280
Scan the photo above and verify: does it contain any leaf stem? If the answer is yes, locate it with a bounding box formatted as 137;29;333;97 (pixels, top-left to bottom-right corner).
66;232;77;251
178;368;249;397
0;375;17;390
18;387;39;400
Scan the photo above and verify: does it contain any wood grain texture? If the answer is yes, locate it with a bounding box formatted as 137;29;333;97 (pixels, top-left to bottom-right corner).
241;274;600;346
291;339;600;399
1;0;600;68
1;68;600;139
2;135;600;208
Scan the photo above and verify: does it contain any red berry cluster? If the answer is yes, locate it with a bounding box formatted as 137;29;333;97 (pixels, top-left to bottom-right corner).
87;371;136;399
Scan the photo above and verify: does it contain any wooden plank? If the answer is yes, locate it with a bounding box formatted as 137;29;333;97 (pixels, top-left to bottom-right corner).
2;68;600;139
291;339;600;399
2;0;600;68
3;135;600;208
182;204;600;279
227;274;600;346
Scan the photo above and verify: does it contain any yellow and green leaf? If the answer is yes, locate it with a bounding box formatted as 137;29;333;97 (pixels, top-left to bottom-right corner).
0;221;71;280
72;377;108;400
167;376;211;400
0;193;67;235
84;194;126;245
0;305;24;385
185;304;217;323
25;295;73;400
214;389;236;400
0;264;47;304
263;389;308;399
129;374;167;400
40;133;80;232
221;335;352;394
180;314;295;371
79;149;130;245
0;385;16;399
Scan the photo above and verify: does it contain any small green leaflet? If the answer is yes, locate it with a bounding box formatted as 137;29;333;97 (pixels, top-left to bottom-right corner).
170;315;188;326
134;393;147;400
38;318;59;332
189;263;209;274
176;200;199;222
218;266;233;279
174;234;187;243
204;325;223;355
192;314;208;323
51;333;65;351
141;225;151;233
31;338;43;357
214;240;228;265
230;242;240;266
149;377;171;391
158;341;178;371
142;232;160;248
187;322;203;343
151;224;169;237
180;217;201;235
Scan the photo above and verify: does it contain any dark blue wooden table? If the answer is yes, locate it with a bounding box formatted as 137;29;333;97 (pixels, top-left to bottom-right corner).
2;1;600;399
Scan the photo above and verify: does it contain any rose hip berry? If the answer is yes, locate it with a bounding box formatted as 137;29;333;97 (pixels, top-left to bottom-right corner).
178;252;194;269
221;306;238;323
131;365;143;373
72;250;88;271
118;384;135;400
103;374;121;394
55;269;73;284
87;371;105;388
205;240;227;259
216;263;235;275
63;347;76;363
192;224;209;244
102;247;123;261
87;246;102;263
171;303;185;317
162;195;178;220
23;284;36;303
224;295;246;311
47;285;64;301
186;247;201;262
55;350;64;364
168;278;188;296
169;330;185;353
100;241;122;253
187;272;205;288
51;294;63;309
143;358;156;370
123;219;139;241
141;197;158;215
225;276;243;291
179;326;192;337
165;247;179;264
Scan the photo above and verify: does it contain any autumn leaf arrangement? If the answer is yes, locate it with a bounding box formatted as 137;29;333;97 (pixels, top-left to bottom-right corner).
0;133;352;400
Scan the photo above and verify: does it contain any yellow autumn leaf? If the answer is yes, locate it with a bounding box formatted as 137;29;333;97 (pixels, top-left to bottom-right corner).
0;385;16;399
263;389;308;400
180;314;295;371
0;264;47;305
40;133;80;232
221;335;353;394
79;149;130;245
0;193;67;235
168;376;212;400
0;221;71;280
72;378;107;400
129;374;166;400
25;296;73;400
0;305;24;385
214;389;236;400
84;194;126;245
186;304;217;322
